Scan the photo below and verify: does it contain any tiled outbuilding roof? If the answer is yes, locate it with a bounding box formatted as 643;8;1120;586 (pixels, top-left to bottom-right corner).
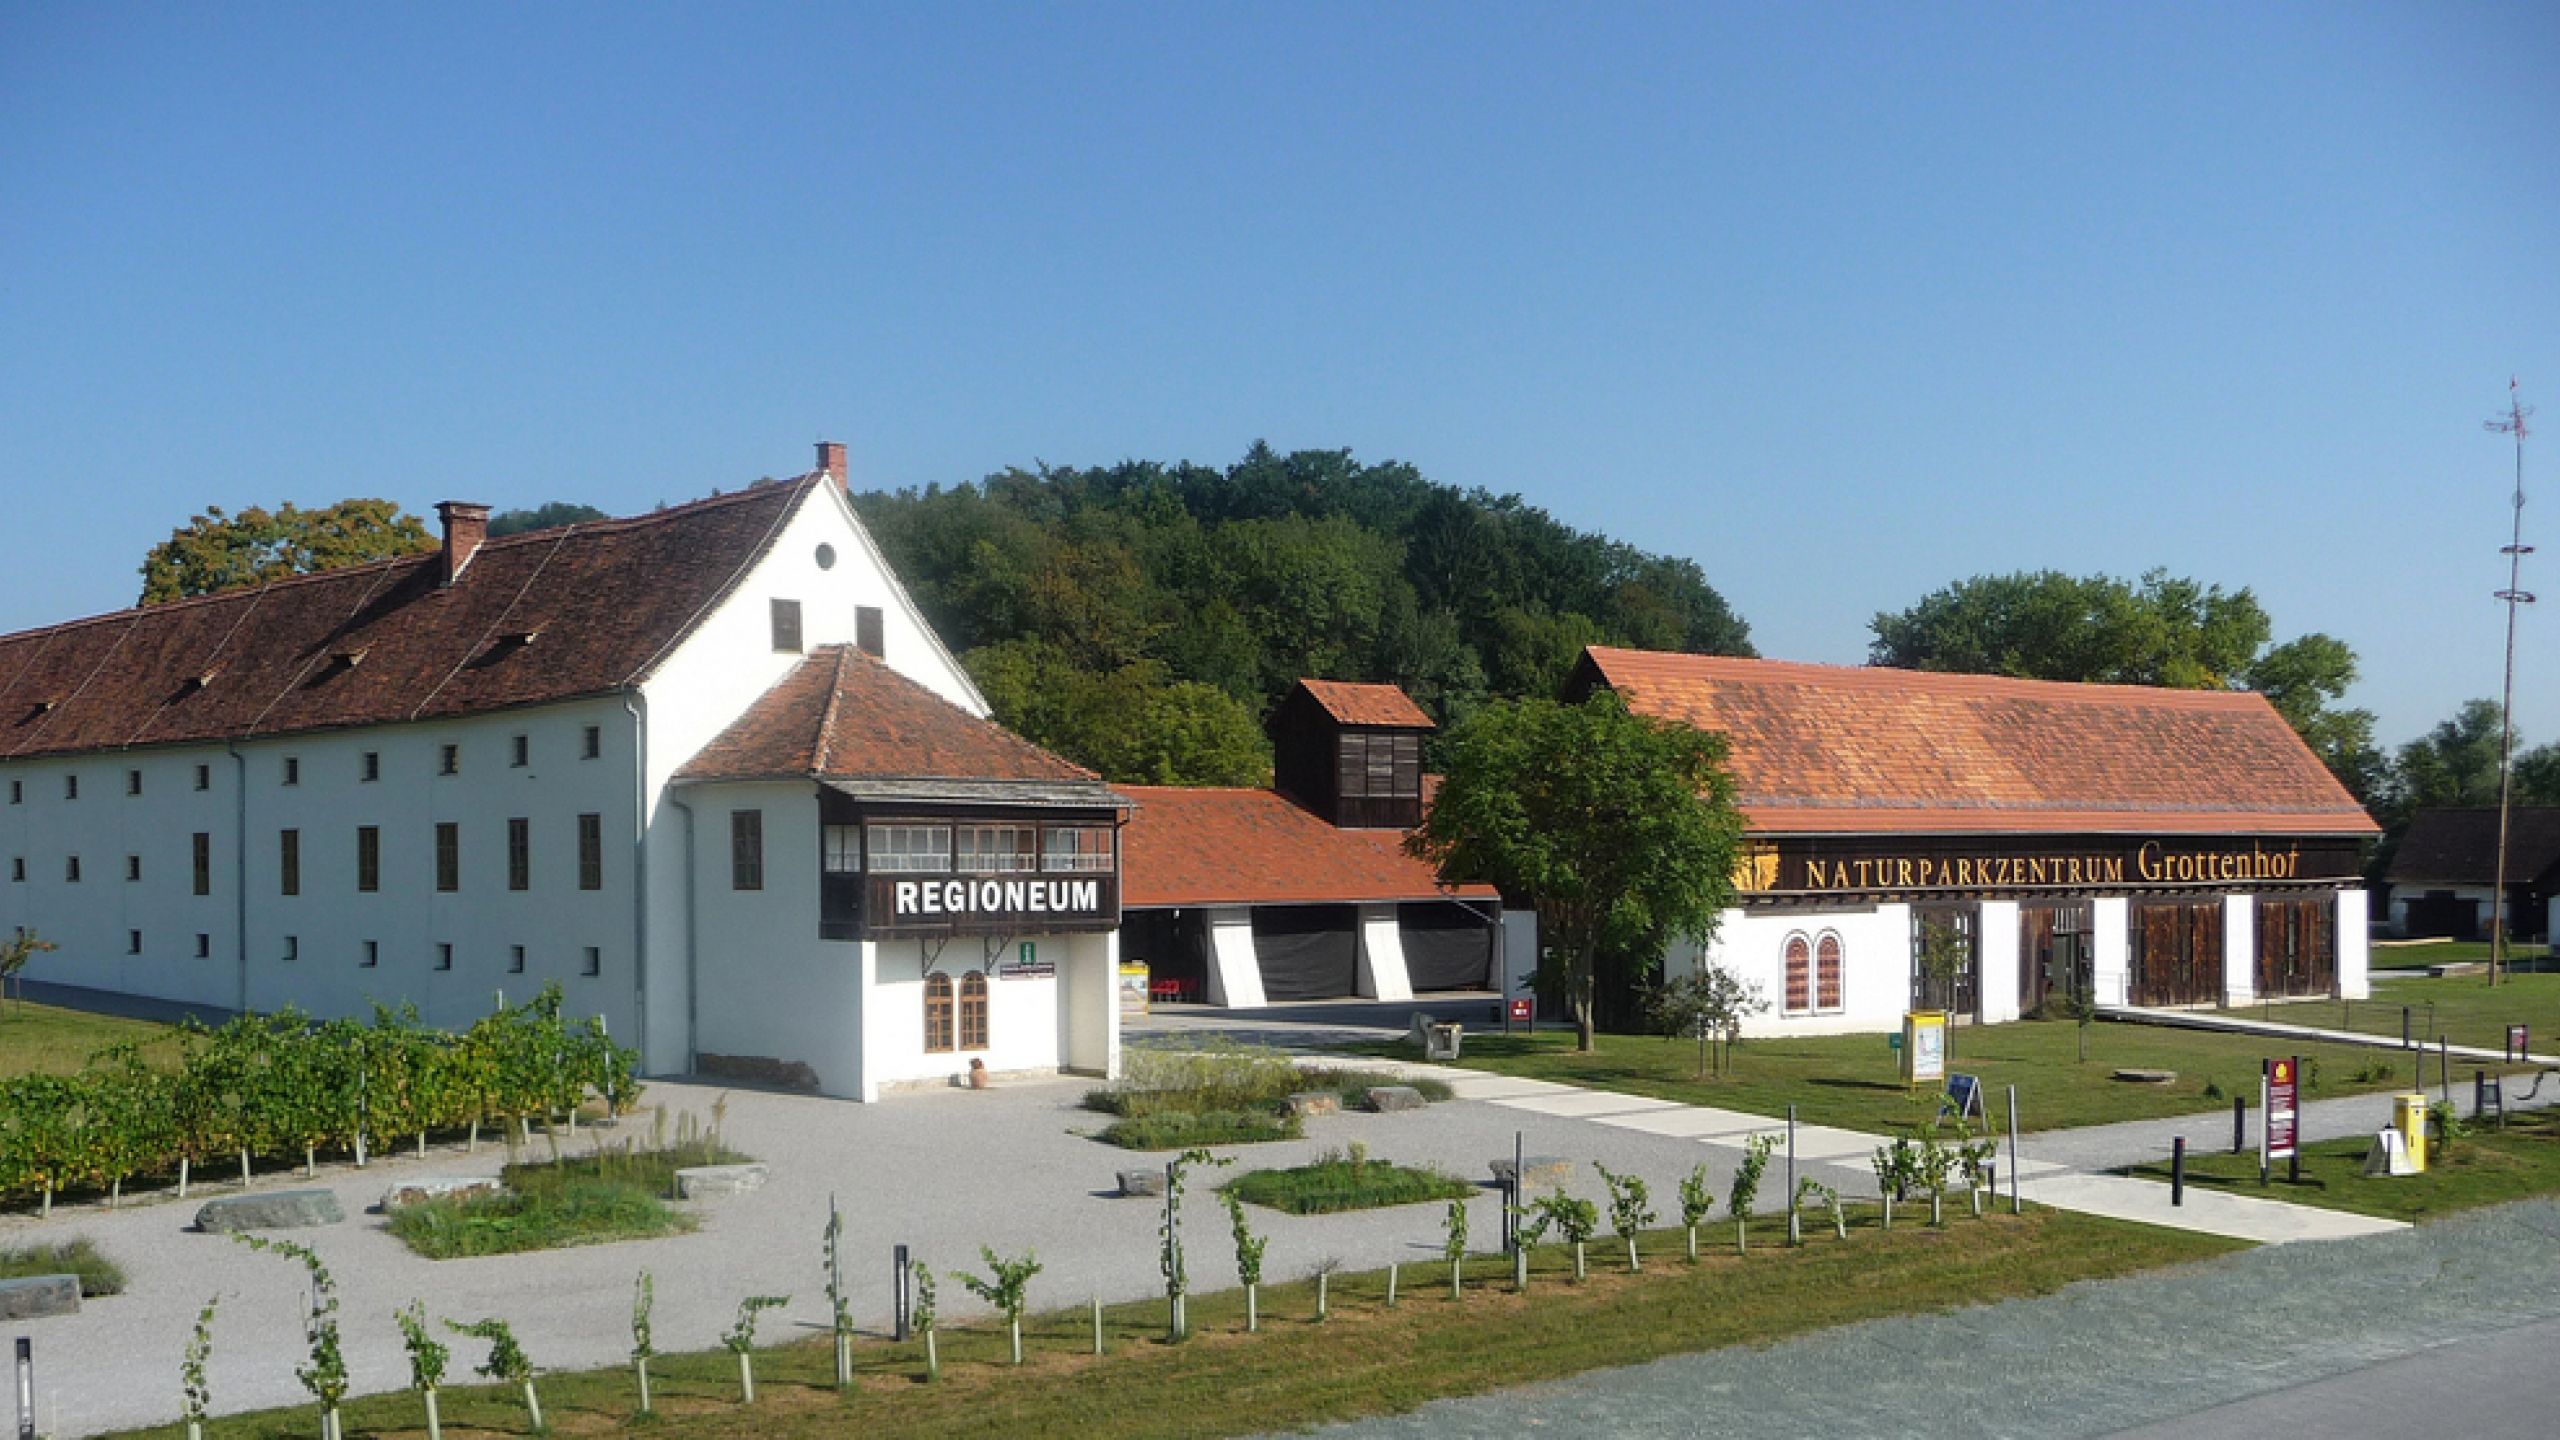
678;644;1103;786
1574;647;2379;838
1293;679;1434;729
1119;785;1496;908
0;475;822;760
2387;807;2560;887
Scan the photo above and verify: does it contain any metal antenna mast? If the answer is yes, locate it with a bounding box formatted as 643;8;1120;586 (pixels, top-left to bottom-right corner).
2484;379;2535;986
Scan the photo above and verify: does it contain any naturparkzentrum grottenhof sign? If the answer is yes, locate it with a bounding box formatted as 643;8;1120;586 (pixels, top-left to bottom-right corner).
1731;837;2361;897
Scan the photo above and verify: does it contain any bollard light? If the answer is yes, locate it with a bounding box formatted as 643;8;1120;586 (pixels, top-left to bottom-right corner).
15;1337;32;1440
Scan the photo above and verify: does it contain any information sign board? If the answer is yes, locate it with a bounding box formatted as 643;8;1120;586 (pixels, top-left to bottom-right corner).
1902;1011;1947;1086
2510;1024;2530;1060
2266;1056;2299;1161
1507;997;1535;1024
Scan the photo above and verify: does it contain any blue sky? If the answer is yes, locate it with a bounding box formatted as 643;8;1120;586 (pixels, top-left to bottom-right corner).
3;2;2553;749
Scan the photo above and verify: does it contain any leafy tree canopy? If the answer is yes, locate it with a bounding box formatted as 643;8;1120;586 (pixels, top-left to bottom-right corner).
856;443;1753;780
1412;691;1747;1051
139;499;435;605
1869;569;2382;799
487;501;608;538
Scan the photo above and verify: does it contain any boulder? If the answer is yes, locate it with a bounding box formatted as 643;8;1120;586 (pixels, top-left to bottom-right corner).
1489;1155;1575;1193
195;1188;345;1233
2111;1069;2179;1086
1286;1091;1342;1118
674;1163;769;1200
378;1176;508;1212
1117;1168;1166;1199
0;1275;80;1321
1365;1085;1428;1113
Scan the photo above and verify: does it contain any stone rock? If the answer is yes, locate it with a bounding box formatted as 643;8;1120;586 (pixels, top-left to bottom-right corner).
195;1188;345;1233
0;1275;80;1321
1286;1091;1341;1118
1489;1155;1575;1193
379;1176;508;1212
674;1163;769;1200
2111;1068;2179;1086
1117;1168;1166;1198
1366;1085;1428;1113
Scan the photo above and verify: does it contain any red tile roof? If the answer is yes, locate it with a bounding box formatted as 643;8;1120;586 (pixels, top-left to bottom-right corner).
1294;679;1434;729
678;645;1099;784
1119;785;1496;907
0;475;824;760
1577;647;2379;838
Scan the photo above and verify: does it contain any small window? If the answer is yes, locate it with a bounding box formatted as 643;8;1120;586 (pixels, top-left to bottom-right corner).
65;855;80;883
581;945;601;978
508;817;530;891
127;930;141;955
924;973;955;1053
582;725;601;760
280;829;300;896
508;944;526;974
1782;932;1812;1016
357;826;381;892
577;814;603;891
125;854;141;882
284;935;299;963
127;769;142;796
731;810;764;890
959;971;990;1051
64;774;78;800
956;824;1036;873
8;858;21;882
865;823;952;873
771;598;803;653
282;756;300;786
1043;826;1115;873
510;734;528;768
361;940;379;969
439;744;459;776
192;832;211;896
193;764;210;791
435;942;453;972
194;933;211;959
856;604;884;657
361;752;380;782
821;824;862;874
1816;931;1845;1013
435;823;459;892
7;779;19;803
814;542;837;570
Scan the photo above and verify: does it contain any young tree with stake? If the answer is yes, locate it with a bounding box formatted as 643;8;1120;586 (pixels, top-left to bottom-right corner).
957;1248;1043;1366
234;1235;349;1440
1677;1162;1716;1261
1729;1133;1775;1254
723;1294;790;1403
179;1296;216;1440
1522;1191;1600;1281
1224;1193;1269;1332
630;1271;656;1415
1443;1197;1470;1297
395;1301;448;1440
911;1261;941;1382
1595;1163;1656;1272
823;1198;857;1389
445;1317;539;1432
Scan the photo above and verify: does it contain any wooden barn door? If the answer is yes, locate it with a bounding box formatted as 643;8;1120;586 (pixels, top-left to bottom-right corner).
2133;901;2222;1008
2255;897;2335;999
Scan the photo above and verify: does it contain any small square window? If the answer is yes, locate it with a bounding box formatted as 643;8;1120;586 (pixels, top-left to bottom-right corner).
284;935;299;963
64;774;78;800
439;744;459;776
435;942;453;972
511;734;529;768
194;764;210;791
582;725;601;760
127;930;141;955
125;854;140;882
194;933;210;959
65;855;80;883
127;769;142;796
283;756;300;786
361;940;379;969
508;944;526;975
362;752;380;782
581;945;601;978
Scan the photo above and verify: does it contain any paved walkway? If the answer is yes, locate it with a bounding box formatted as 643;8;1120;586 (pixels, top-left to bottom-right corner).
2101;1002;2560;1069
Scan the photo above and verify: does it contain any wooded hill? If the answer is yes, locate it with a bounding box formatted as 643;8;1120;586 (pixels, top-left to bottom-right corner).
852;443;1753;785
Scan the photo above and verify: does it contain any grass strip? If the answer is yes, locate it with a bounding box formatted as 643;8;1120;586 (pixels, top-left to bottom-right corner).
2121;1106;2560;1222
1098;1109;1303;1150
1224;1155;1474;1215
121;1207;2240;1440
386;1139;747;1259
0;1237;125;1295
0;1001;179;1081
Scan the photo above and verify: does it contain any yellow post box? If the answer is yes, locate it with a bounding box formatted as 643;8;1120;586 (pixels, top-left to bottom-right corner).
2391;1092;2430;1173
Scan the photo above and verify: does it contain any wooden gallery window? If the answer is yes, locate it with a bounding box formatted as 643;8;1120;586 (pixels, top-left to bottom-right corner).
924;973;955;1053
956;824;1036;873
2130;900;2224;1009
1782;932;1813;1015
1335;732;1422;799
820;825;863;941
731;810;764;890
1815;931;1844;1012
959;971;990;1050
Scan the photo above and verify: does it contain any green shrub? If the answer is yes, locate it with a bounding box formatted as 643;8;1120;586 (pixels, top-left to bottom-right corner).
0;1237;125;1295
1224;1152;1475;1215
1099;1110;1303;1151
389;1177;689;1259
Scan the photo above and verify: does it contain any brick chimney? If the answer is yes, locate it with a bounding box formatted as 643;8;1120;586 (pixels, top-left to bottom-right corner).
815;440;847;484
435;501;491;586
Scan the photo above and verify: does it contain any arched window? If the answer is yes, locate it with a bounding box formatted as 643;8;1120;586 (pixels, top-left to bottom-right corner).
924;973;955;1053
959;971;991;1051
1782;932;1811;1015
1816;931;1845;1013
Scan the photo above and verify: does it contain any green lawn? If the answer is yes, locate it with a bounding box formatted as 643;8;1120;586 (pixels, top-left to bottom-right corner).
2368;939;2551;971
1224;1154;1474;1215
2214;971;2560;1055
1343;1020;2432;1134
118;1207;2239;1440
2123;1106;2560;1222
0;1000;178;1080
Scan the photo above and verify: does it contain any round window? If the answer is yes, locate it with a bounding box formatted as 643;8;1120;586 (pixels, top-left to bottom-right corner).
814;543;837;571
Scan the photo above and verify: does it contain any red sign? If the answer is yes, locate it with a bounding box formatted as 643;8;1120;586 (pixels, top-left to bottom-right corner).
1508;997;1535;1024
2265;1056;2299;1161
2511;1024;2530;1058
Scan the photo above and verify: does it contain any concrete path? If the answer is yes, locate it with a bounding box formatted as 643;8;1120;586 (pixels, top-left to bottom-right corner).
2102;1002;2560;1069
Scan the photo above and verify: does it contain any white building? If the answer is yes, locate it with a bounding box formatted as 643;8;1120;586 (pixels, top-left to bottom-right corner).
1568;648;2382;1035
0;444;1126;1100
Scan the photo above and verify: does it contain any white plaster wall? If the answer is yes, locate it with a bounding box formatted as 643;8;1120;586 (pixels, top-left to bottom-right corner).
1058;930;1121;1080
1670;903;1912;1037
2221;893;2257;1008
1978;900;2021;1025
1499;908;1538;1001
865;934;1079;1091
1205;907;1265;1008
2091;896;2132;1006
1355;903;1413;1002
684;783;867;1096
2338;888;2371;1000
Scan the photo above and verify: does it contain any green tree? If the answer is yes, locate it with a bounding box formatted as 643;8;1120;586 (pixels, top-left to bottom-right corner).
966;641;1269;786
0;928;57;1009
486;502;607;538
1413;692;1747;1050
2516;741;2560;806
2391;699;2511;815
1644;960;1768;1078
139;499;435;604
